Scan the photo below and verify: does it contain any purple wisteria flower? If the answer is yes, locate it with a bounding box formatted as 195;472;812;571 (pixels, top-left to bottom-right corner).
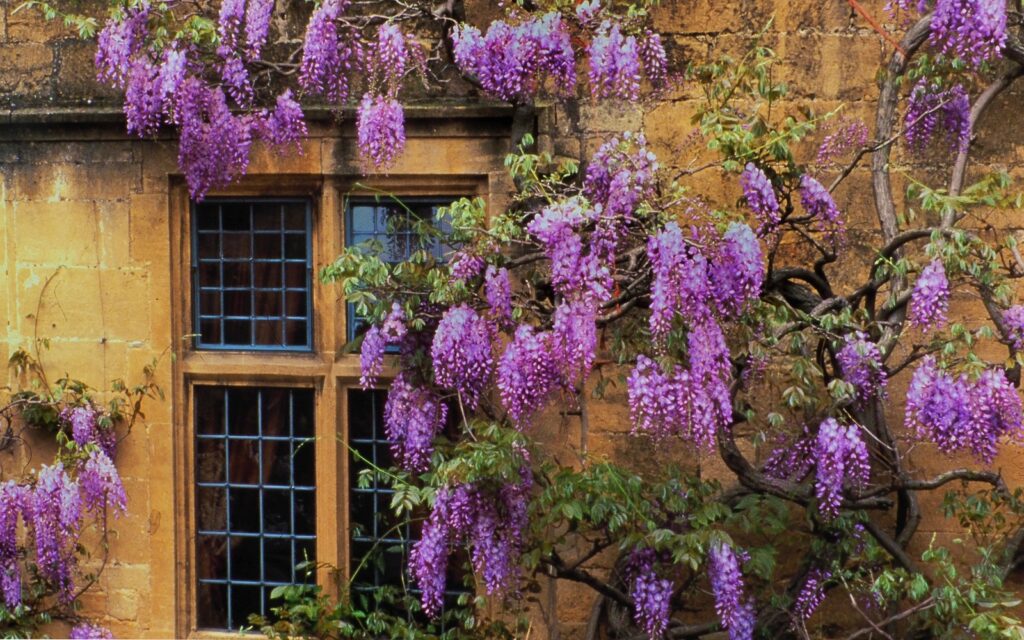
0;481;26;608
411;477;530;617
450;251;485;281
740;163;780;235
298;0;356;103
357;94;406;171
709;223;764;318
793;568;831;622
95;5;150;87
627;549;672;638
647;222;710;340
498;325;560;427
576;0;602;25
173;79;253;199
485;266;513;326
909;259;949;331
257;90;307;150
589;21;641;101
816;118;868;168
31;464;82;601
431;304;493;409
905;81;971;153
451;12;575;102
627;354;720;449
799;175;846;245
708;542;755;640
1003;304;1024;350
836;331;887;404
383;373;448;472
527;198;611;303
69;623;114;639
553;300;598;387
906;357;1024;462
930;0;1007;68
585;133;659;222
360;326;386;389
813;419;870;520
79;449;128;516
244;0;274;59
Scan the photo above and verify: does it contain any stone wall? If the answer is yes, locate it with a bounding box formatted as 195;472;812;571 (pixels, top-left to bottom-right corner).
2;0;1024;637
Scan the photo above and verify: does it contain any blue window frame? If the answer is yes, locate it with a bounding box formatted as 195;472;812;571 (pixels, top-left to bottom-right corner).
194;386;317;630
192;199;313;351
344;197;456;342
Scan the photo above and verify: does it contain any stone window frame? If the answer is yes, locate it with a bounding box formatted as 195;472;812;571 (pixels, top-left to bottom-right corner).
170;174;488;638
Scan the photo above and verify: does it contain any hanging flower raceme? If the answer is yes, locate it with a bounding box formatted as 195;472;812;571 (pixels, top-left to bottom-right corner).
816;118;868;168
431;305;493;409
298;0;356;103
257;90;307;150
906;357;1024;462
30;464;82;601
709;223;765;318
793;568;831;623
687;319;733;432
367;23;409;95
383;373;448;472
552;300;598;387
450;251;486;282
217;0;245;52
244;0;274;59
0;481;26;609
79;449;128;516
930;0;1007;68
905;81;971;153
647;222;711;341
498;325;560;427
69;623;114;639
627;355;719;449
174;78;253;199
1003;304;1024;350
626;549;673;638
359;303;407;389
526;198;611;303
708;542;756;640
762;427;815;483
799;175;846;245
411;477;530;617
588;20;642;100
585;132;659;223
740;163;780;235
484;266;513;326
836;331;887;404
357;93;406;171
576;0;602;24
95;5;151;87
813;419;870;520
451;12;575;102
908;259;949;331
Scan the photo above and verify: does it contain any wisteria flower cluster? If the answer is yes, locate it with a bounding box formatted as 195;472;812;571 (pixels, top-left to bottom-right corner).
431;305;494;409
815;118;868;168
452;13;575;102
1003;304;1024;351
836;331;888;404
497;325;562;427
411;475;530;617
905;81;971;153
908;258;950;331
793;568;831;623
929;0;1007;68
484;266;513;326
906;357;1024;462
740;163;780;235
707;542;756;640
359;303;408;389
799;175;846;245
69;623;115;639
813;419;871;520
626;549;673;638
383;373;449;472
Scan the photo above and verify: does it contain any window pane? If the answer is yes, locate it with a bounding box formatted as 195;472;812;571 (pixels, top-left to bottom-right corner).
344;198;457;342
192;200;312;351
195;387;316;630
